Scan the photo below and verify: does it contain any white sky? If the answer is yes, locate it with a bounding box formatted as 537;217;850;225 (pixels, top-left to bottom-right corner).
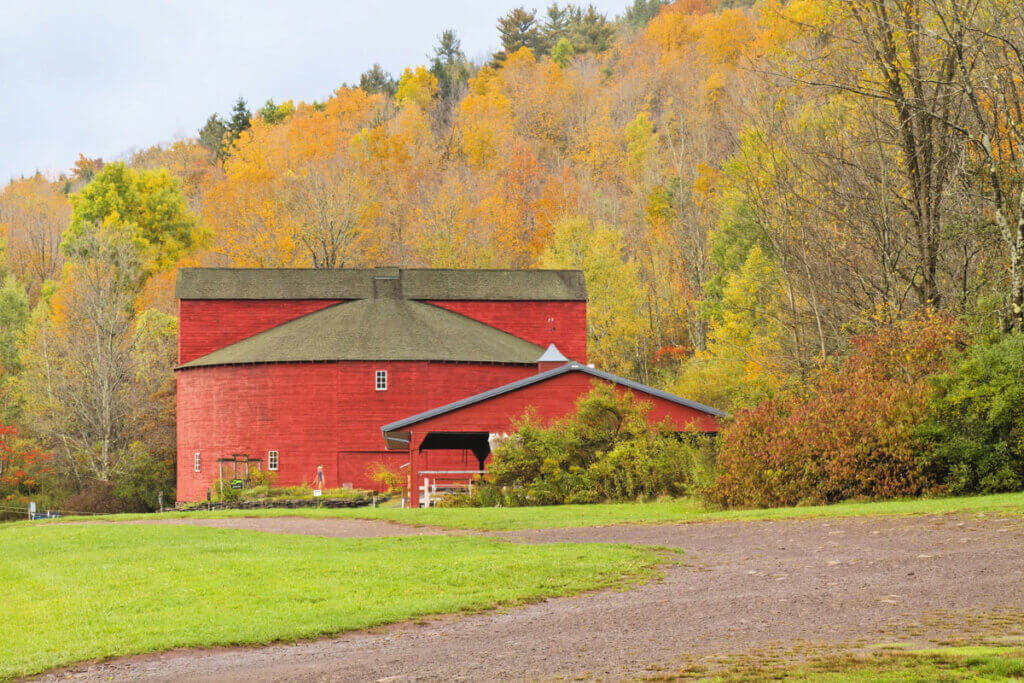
0;0;627;182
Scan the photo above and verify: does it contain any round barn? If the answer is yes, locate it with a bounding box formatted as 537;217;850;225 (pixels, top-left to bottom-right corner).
175;267;724;504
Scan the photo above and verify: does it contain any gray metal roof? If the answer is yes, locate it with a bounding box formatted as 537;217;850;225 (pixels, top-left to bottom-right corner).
176;267;587;301
178;298;546;368
380;362;727;433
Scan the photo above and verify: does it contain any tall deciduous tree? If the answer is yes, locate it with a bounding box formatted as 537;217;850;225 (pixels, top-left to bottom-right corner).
21;232;143;485
0;175;69;301
776;0;965;309
63;162;205;279
923;0;1024;328
541;216;647;378
0;265;29;422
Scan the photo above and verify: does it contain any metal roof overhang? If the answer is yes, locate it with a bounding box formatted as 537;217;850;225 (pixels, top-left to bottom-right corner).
380;362;727;440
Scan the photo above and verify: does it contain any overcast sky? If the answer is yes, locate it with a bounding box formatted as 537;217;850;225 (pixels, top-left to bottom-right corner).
0;0;626;183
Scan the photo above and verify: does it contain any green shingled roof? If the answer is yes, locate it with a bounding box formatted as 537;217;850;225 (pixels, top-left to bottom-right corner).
178;298;547;369
176;268;586;301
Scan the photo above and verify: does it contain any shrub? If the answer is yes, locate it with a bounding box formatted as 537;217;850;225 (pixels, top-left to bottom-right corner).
918;334;1024;494
112;443;174;511
449;383;714;507
65;480;144;514
710;313;963;508
367;461;404;493
0;423;53;505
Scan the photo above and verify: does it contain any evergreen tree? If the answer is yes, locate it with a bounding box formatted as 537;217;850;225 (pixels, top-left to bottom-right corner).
622;0;667;28
569;5;614;53
359;63;397;96
493;7;544;65
429;30;470;100
198;114;229;159
228;97;252;139
258;99;295;125
542;4;572;52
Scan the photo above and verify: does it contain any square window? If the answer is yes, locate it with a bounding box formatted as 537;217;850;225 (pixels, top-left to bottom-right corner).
375;370;387;391
194;452;201;473
268;450;278;471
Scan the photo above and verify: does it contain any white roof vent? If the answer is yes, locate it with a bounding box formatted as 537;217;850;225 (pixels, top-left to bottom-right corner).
538;343;569;363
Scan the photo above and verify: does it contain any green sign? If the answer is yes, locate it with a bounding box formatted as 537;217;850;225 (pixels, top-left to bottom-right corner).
229;479;244;489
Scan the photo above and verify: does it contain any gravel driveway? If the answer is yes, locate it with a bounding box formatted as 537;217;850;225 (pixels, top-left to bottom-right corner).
35;513;1024;681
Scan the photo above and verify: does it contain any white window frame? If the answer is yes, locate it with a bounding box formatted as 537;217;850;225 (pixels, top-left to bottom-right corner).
268;450;279;471
375;369;388;391
194;451;201;473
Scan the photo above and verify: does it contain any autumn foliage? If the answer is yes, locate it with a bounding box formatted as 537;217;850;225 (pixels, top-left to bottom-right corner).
0;423;52;504
710;314;964;508
2;0;1024;511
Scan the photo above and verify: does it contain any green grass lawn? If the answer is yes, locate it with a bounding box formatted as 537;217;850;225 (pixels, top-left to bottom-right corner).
41;490;1024;531
0;524;659;679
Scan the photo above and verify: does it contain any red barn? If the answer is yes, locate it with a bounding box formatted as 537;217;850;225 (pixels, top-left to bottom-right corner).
175;267;723;504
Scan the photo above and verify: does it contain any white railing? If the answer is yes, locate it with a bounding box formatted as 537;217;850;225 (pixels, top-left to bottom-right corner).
418;470;486;507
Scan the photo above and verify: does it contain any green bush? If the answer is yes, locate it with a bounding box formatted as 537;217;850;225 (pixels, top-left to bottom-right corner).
113;443;174;511
446;384;714;507
918;334;1024;494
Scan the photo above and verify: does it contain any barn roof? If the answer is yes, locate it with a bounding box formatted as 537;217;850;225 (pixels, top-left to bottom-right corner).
177;298;547;369
176;267;587;301
380;362;727;433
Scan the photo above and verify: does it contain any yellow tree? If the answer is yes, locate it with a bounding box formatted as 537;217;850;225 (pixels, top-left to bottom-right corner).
0;175;70;302
540;216;647;377
202;89;385;267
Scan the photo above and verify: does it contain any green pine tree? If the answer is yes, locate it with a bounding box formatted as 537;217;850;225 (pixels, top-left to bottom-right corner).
198;114;230;159
569;5;614;54
493;7;545;65
228;97;252;139
542;4;572;52
359;64;397;96
429;30;470;100
622;0;668;28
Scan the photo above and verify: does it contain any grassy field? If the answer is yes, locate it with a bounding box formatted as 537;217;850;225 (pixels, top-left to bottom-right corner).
0;524;660;679
40;490;1024;531
709;645;1024;681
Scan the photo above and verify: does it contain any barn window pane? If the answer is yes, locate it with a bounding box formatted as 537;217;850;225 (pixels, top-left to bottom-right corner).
194;452;201;473
268;450;278;471
375;370;387;391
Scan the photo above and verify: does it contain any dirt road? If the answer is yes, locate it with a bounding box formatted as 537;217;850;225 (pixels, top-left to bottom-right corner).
36;514;1024;681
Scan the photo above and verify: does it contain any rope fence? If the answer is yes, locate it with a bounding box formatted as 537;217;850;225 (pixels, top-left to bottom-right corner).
0;503;107;518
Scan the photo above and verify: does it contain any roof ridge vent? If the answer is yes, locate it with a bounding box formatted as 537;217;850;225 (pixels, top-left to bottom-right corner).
538;343;569;363
373;267;402;298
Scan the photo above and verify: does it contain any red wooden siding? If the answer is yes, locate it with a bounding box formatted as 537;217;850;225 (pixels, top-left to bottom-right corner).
176;360;536;502
426;300;587;362
177;299;344;364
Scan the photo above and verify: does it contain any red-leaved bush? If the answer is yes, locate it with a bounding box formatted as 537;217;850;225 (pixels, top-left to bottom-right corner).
0;423;52;503
709;313;963;508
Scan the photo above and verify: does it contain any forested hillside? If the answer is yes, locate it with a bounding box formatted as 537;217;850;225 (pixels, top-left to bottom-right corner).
2;0;1023;512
